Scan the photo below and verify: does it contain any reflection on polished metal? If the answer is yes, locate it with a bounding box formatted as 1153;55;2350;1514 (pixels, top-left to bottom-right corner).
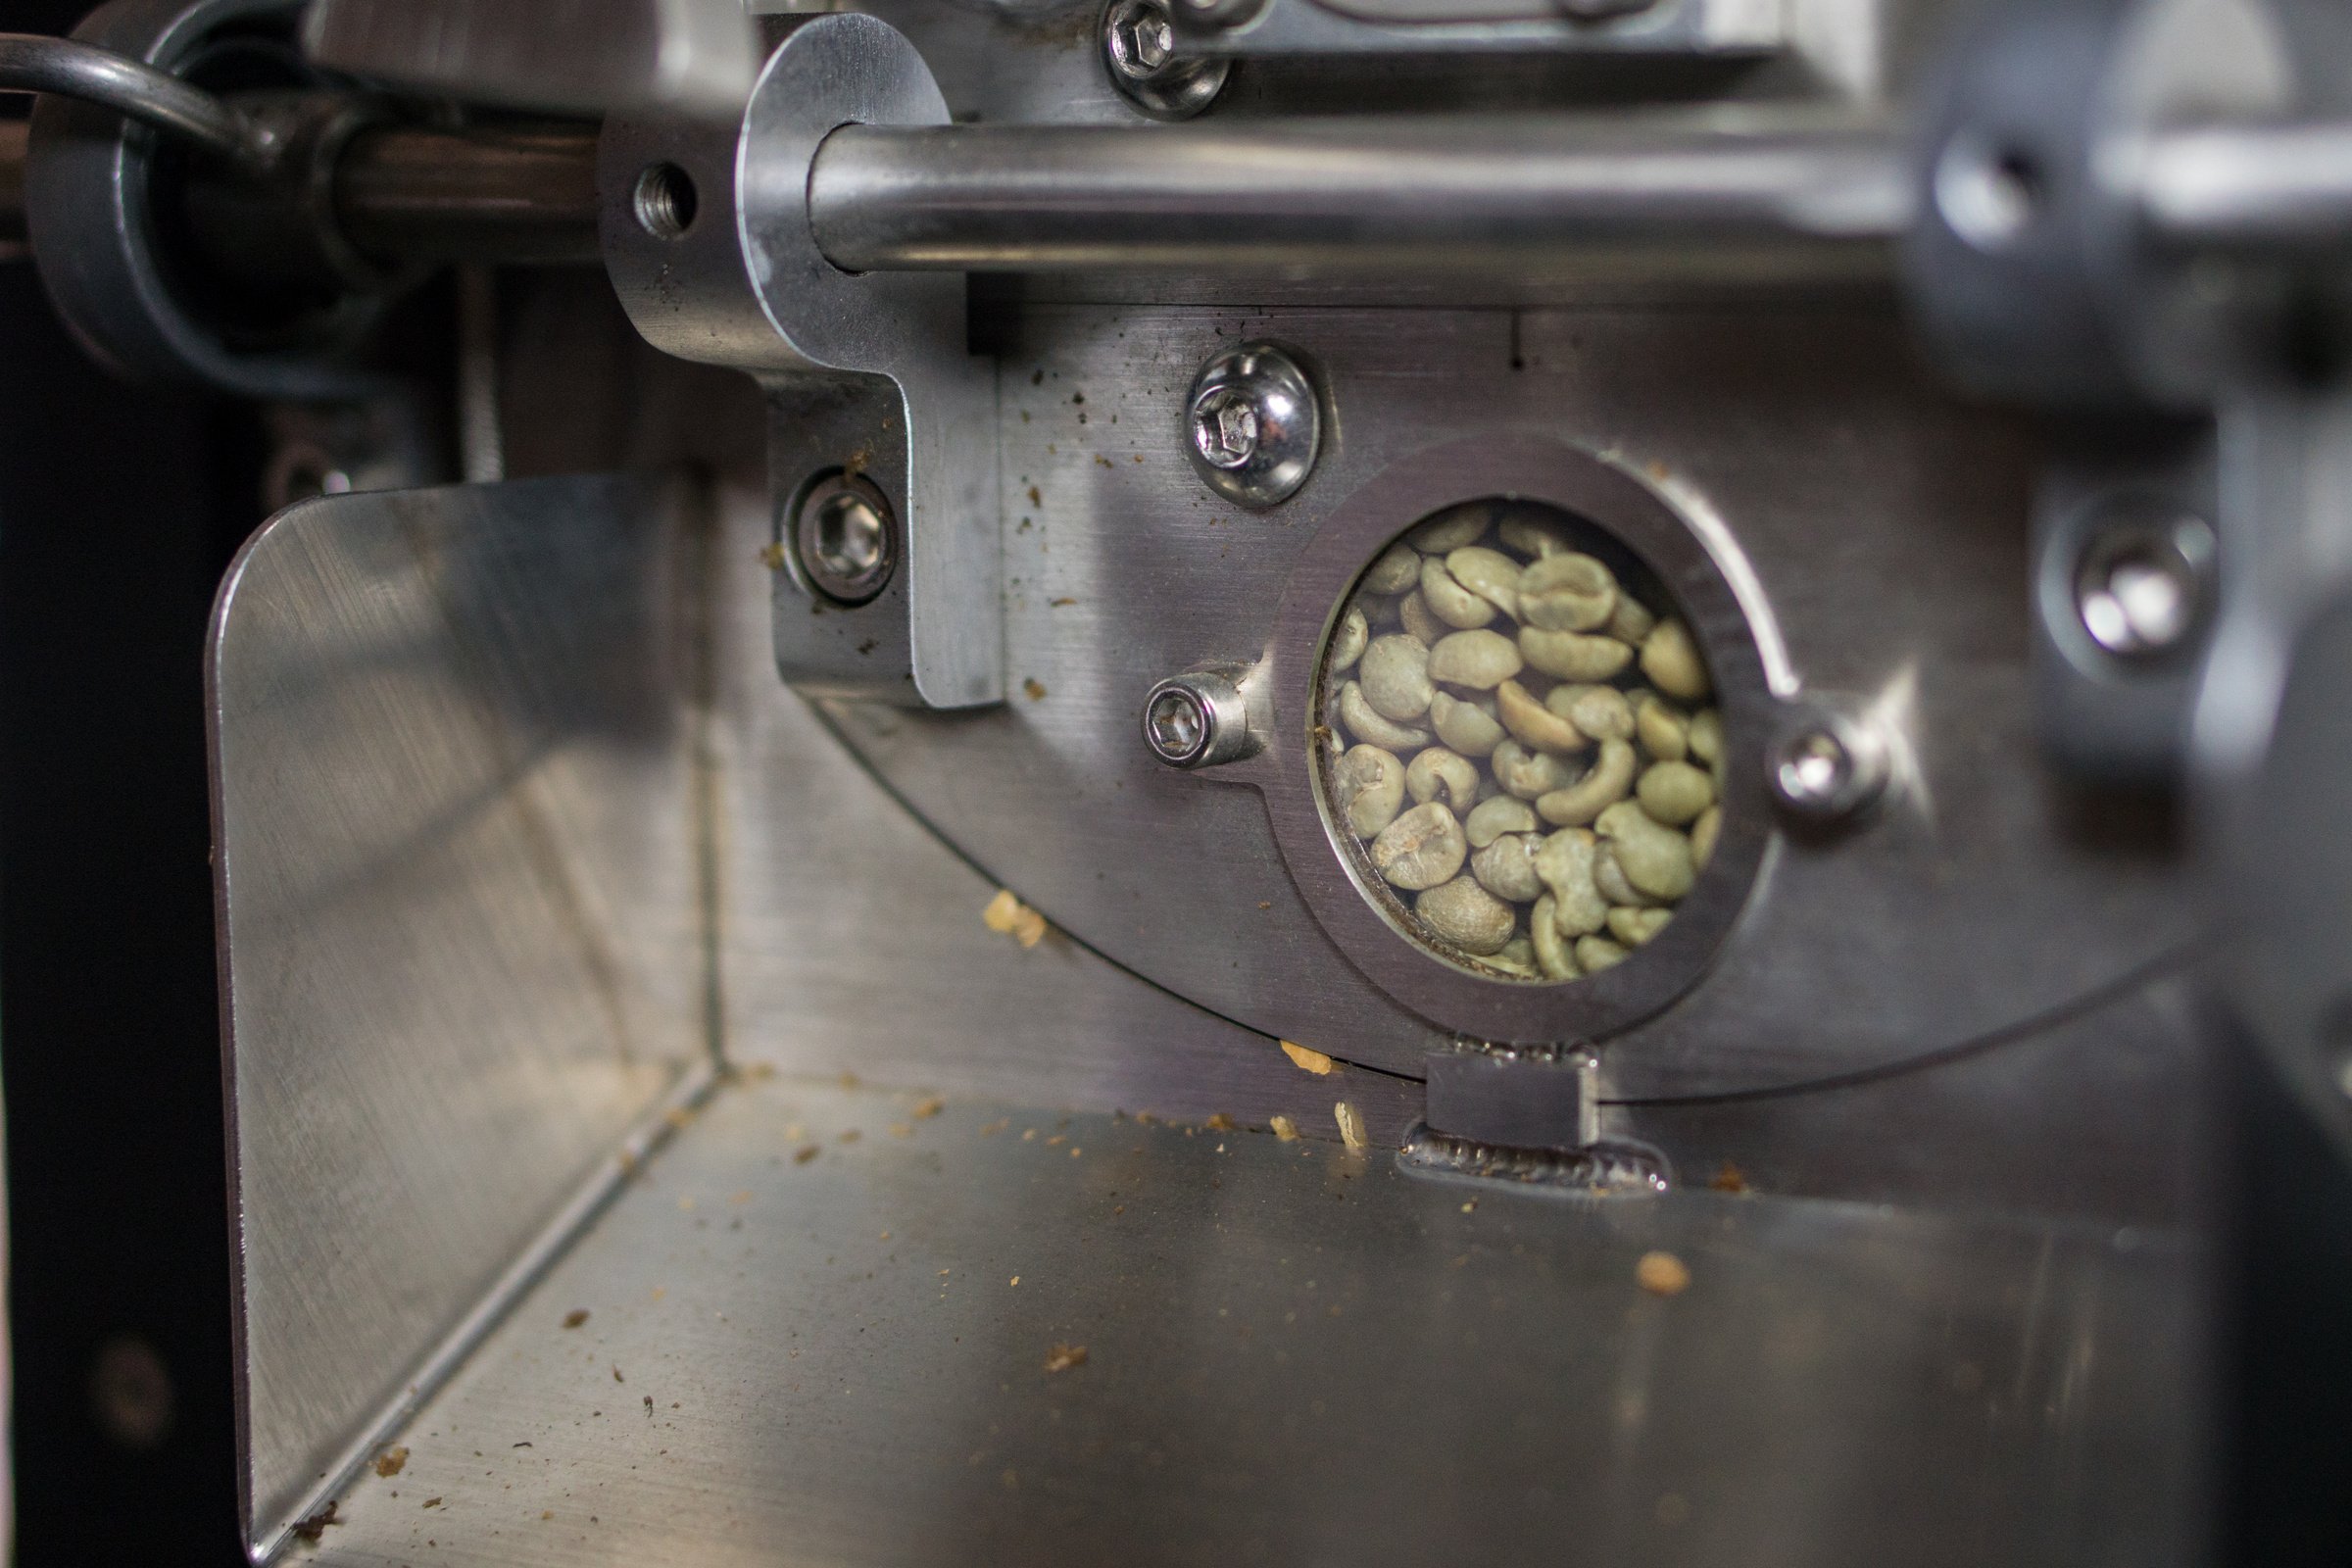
1175;0;1268;27
1142;668;1254;768
1768;708;1886;825
211;475;714;1554
0;30;274;167
1185;342;1319;507
808;117;1910;275
332;122;602;266
793;471;898;607
1101;0;1229;120
296;1079;2203;1568
2075;511;2215;661
303;0;760;118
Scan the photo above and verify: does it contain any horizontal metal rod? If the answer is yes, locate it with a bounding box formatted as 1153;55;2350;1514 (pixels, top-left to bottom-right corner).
808;116;1913;278
2132;122;2352;250
334;122;602;267
0;32;273;168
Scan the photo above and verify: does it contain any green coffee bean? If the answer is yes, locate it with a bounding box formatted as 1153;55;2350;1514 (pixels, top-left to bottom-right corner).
1428;629;1524;689
1633;690;1689;761
1470;831;1544;903
1406;746;1480;814
1334;744;1405;838
1446;546;1524;619
1463;794;1539;849
1640;618;1710;702
1370;801;1467;891
1496;678;1589;756
1687;707;1723;766
1607;906;1674;947
1534;828;1610;937
1397;589;1445;646
1430;689;1506;758
1536;738;1637;827
1519;553;1618;633
1498;512;1572;560
1636;760;1714;827
1595;800;1694;901
1361;544;1421;595
1408;504;1490;553
1489;936;1541;978
1548;683;1635;743
1530;895;1579;979
1575;935;1629;973
1519;625;1634;682
1339;680;1430;753
1420;554;1497;630
1328;604;1368;674
1607;594;1656;647
1416;874;1515;955
1360;634;1436;722
1492;739;1575;801
1592;842;1655;907
1690;805;1721;871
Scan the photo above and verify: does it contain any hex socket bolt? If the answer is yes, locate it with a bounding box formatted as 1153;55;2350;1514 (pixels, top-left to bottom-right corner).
1767;709;1888;825
1142;670;1255;769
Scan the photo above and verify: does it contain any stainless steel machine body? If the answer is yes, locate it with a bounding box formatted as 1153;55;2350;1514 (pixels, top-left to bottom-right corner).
14;0;2352;1560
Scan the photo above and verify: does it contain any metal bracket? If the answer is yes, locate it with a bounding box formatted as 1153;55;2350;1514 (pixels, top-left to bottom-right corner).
602;13;1003;709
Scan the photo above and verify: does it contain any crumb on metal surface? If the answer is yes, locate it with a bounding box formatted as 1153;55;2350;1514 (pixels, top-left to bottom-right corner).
793;1145;821;1164
1334;1102;1368;1152
1044;1344;1089;1373
1710;1161;1750;1194
1637;1250;1691;1297
981;888;1049;948
373;1446;408;1478
913;1096;945;1119
561;1309;589;1330
289;1501;339;1543
1280;1041;1337;1076
1204;1111;1237;1131
1270;1114;1298;1142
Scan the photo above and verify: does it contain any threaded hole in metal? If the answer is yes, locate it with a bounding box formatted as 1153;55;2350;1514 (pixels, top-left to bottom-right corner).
632;163;698;241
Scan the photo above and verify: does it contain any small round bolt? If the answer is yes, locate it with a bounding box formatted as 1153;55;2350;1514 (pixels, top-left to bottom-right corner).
2074;512;2215;660
1102;0;1229;119
1185;342;1320;508
1142;670;1255;769
1768;710;1888;825
791;472;897;607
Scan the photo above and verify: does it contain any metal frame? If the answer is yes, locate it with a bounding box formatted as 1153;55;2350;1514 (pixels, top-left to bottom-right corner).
1219;434;1773;1046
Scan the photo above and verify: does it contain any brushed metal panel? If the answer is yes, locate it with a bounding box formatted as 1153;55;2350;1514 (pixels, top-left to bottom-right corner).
300;1077;2205;1568
816;304;2198;1096
214;475;714;1551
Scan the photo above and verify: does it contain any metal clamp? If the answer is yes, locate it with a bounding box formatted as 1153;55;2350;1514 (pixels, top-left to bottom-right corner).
602;14;1002;709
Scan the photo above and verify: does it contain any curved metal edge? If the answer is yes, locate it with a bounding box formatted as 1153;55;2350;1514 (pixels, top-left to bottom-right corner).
24;0;384;397
735;14;1002;710
1246;434;1776;1048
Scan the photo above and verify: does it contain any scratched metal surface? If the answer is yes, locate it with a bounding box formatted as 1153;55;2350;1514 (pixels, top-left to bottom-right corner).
293;1077;2204;1568
818;303;2200;1094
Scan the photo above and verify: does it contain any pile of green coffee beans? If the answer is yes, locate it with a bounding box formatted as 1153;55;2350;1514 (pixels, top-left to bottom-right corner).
1318;499;1724;981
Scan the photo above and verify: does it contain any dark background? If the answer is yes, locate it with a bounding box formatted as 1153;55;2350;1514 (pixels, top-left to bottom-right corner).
0;1;2348;1562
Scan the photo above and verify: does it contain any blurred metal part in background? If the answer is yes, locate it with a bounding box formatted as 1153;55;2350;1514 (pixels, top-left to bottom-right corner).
301;0;758;117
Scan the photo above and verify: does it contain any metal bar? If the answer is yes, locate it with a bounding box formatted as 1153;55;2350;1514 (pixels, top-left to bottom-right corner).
0;32;272;169
808;117;1912;277
333;122;602;267
2134;122;2352;250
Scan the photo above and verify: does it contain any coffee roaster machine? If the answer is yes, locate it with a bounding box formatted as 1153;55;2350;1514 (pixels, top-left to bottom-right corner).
9;0;2352;1559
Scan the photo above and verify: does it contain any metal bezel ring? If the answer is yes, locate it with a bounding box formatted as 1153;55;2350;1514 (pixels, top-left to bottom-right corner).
1252;435;1774;1047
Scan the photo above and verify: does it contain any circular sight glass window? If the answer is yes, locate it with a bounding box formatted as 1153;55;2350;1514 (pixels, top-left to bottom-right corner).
1314;497;1723;983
